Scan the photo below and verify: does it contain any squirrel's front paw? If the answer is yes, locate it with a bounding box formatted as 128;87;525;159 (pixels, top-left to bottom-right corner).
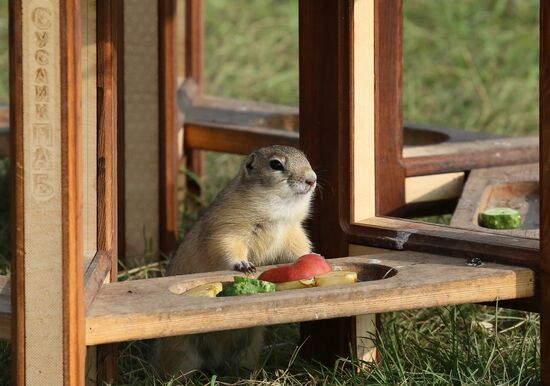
234;260;256;274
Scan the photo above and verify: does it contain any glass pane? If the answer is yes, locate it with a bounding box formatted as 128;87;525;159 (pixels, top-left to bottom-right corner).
404;0;538;136
401;0;540;237
204;0;298;105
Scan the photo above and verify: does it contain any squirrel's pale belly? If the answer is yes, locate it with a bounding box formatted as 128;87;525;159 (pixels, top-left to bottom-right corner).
247;222;292;265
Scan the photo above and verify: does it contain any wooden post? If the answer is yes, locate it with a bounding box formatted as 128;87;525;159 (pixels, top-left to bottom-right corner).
299;0;398;364
11;0;85;384
185;0;204;92
298;0;355;363
93;0;122;383
374;0;405;216
539;0;549;382
159;0;179;256
182;0;206;217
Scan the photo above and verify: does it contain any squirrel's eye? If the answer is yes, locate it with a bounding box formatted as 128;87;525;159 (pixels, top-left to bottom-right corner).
269;159;285;171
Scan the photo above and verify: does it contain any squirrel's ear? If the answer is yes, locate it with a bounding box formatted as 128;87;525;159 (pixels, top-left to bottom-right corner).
245;153;255;173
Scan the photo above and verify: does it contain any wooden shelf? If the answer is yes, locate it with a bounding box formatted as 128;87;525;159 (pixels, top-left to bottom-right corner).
0;252;535;344
451;163;539;239
85;252;534;345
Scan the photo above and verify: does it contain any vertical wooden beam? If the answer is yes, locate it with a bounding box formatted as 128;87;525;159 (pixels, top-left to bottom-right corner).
81;0;99;384
61;2;85;382
97;0;118;272
12;0;85;384
9;0;25;382
298;0;355;363
82;0;98;270
159;0;179;256
540;0;550;383
185;0;204;92
176;0;186;81
94;0;122;383
182;0;205;217
374;0;405;216
117;0;126;263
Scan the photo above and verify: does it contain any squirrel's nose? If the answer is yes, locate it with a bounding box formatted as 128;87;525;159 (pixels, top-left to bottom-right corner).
305;171;317;187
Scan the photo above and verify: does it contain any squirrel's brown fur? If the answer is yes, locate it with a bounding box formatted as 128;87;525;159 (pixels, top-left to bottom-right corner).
155;145;317;377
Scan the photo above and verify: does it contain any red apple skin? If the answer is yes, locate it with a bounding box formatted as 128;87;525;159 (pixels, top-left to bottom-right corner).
258;253;332;283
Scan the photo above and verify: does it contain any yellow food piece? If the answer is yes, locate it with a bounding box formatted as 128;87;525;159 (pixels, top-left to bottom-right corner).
275;277;316;291
183;282;223;297
314;271;357;287
275;271;358;290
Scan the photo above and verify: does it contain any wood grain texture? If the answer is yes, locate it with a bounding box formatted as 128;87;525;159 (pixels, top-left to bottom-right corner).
451;164;539;239
182;0;205;221
374;0;405;215
183;95;299;128
183;95;299;153
97;0;119;264
351;0;375;222
185;0;204;91
540;0;549;382
352;217;539;268
60;0;85;383
81;0;98;270
185;122;299;154
85;252;534;345
84;252;111;311
298;0;353;363
405;172;464;204
159;0;179;255
116;0;125;264
403;136;538;177
94;1;122;383
9;0;25;382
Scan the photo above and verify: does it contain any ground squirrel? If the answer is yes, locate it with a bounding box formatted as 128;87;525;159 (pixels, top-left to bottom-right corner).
155;145;317;377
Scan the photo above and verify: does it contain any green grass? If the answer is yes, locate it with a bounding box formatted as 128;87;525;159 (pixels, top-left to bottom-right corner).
114;304;540;385
404;0;539;136
0;0;543;385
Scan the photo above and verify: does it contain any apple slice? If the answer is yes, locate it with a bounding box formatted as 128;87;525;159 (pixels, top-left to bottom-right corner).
314;271;357;287
182;282;223;297
275;277;316;291
258;253;332;283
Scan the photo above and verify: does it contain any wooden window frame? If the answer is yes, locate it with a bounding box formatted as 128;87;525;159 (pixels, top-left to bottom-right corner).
344;0;540;269
179;1;538;269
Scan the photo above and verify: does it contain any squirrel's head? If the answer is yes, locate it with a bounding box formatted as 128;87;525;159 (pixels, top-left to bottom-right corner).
242;145;317;200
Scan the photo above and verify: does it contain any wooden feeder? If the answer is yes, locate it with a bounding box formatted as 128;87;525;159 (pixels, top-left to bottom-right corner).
1;0;548;384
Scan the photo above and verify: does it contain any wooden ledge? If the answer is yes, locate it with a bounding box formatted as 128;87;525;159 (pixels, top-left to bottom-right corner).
85;252;534;345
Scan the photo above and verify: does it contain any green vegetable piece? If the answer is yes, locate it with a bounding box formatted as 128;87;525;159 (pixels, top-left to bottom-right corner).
478;207;522;229
219;276;276;297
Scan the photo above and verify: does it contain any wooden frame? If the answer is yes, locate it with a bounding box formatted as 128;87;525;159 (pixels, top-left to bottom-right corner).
2;0;547;383
11;0;85;383
540;0;549;382
345;0;541;270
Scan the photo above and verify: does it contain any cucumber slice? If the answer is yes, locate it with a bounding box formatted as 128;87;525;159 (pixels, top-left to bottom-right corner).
478;207;522;229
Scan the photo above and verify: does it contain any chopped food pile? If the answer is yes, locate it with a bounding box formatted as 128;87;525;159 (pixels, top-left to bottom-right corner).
182;254;359;297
